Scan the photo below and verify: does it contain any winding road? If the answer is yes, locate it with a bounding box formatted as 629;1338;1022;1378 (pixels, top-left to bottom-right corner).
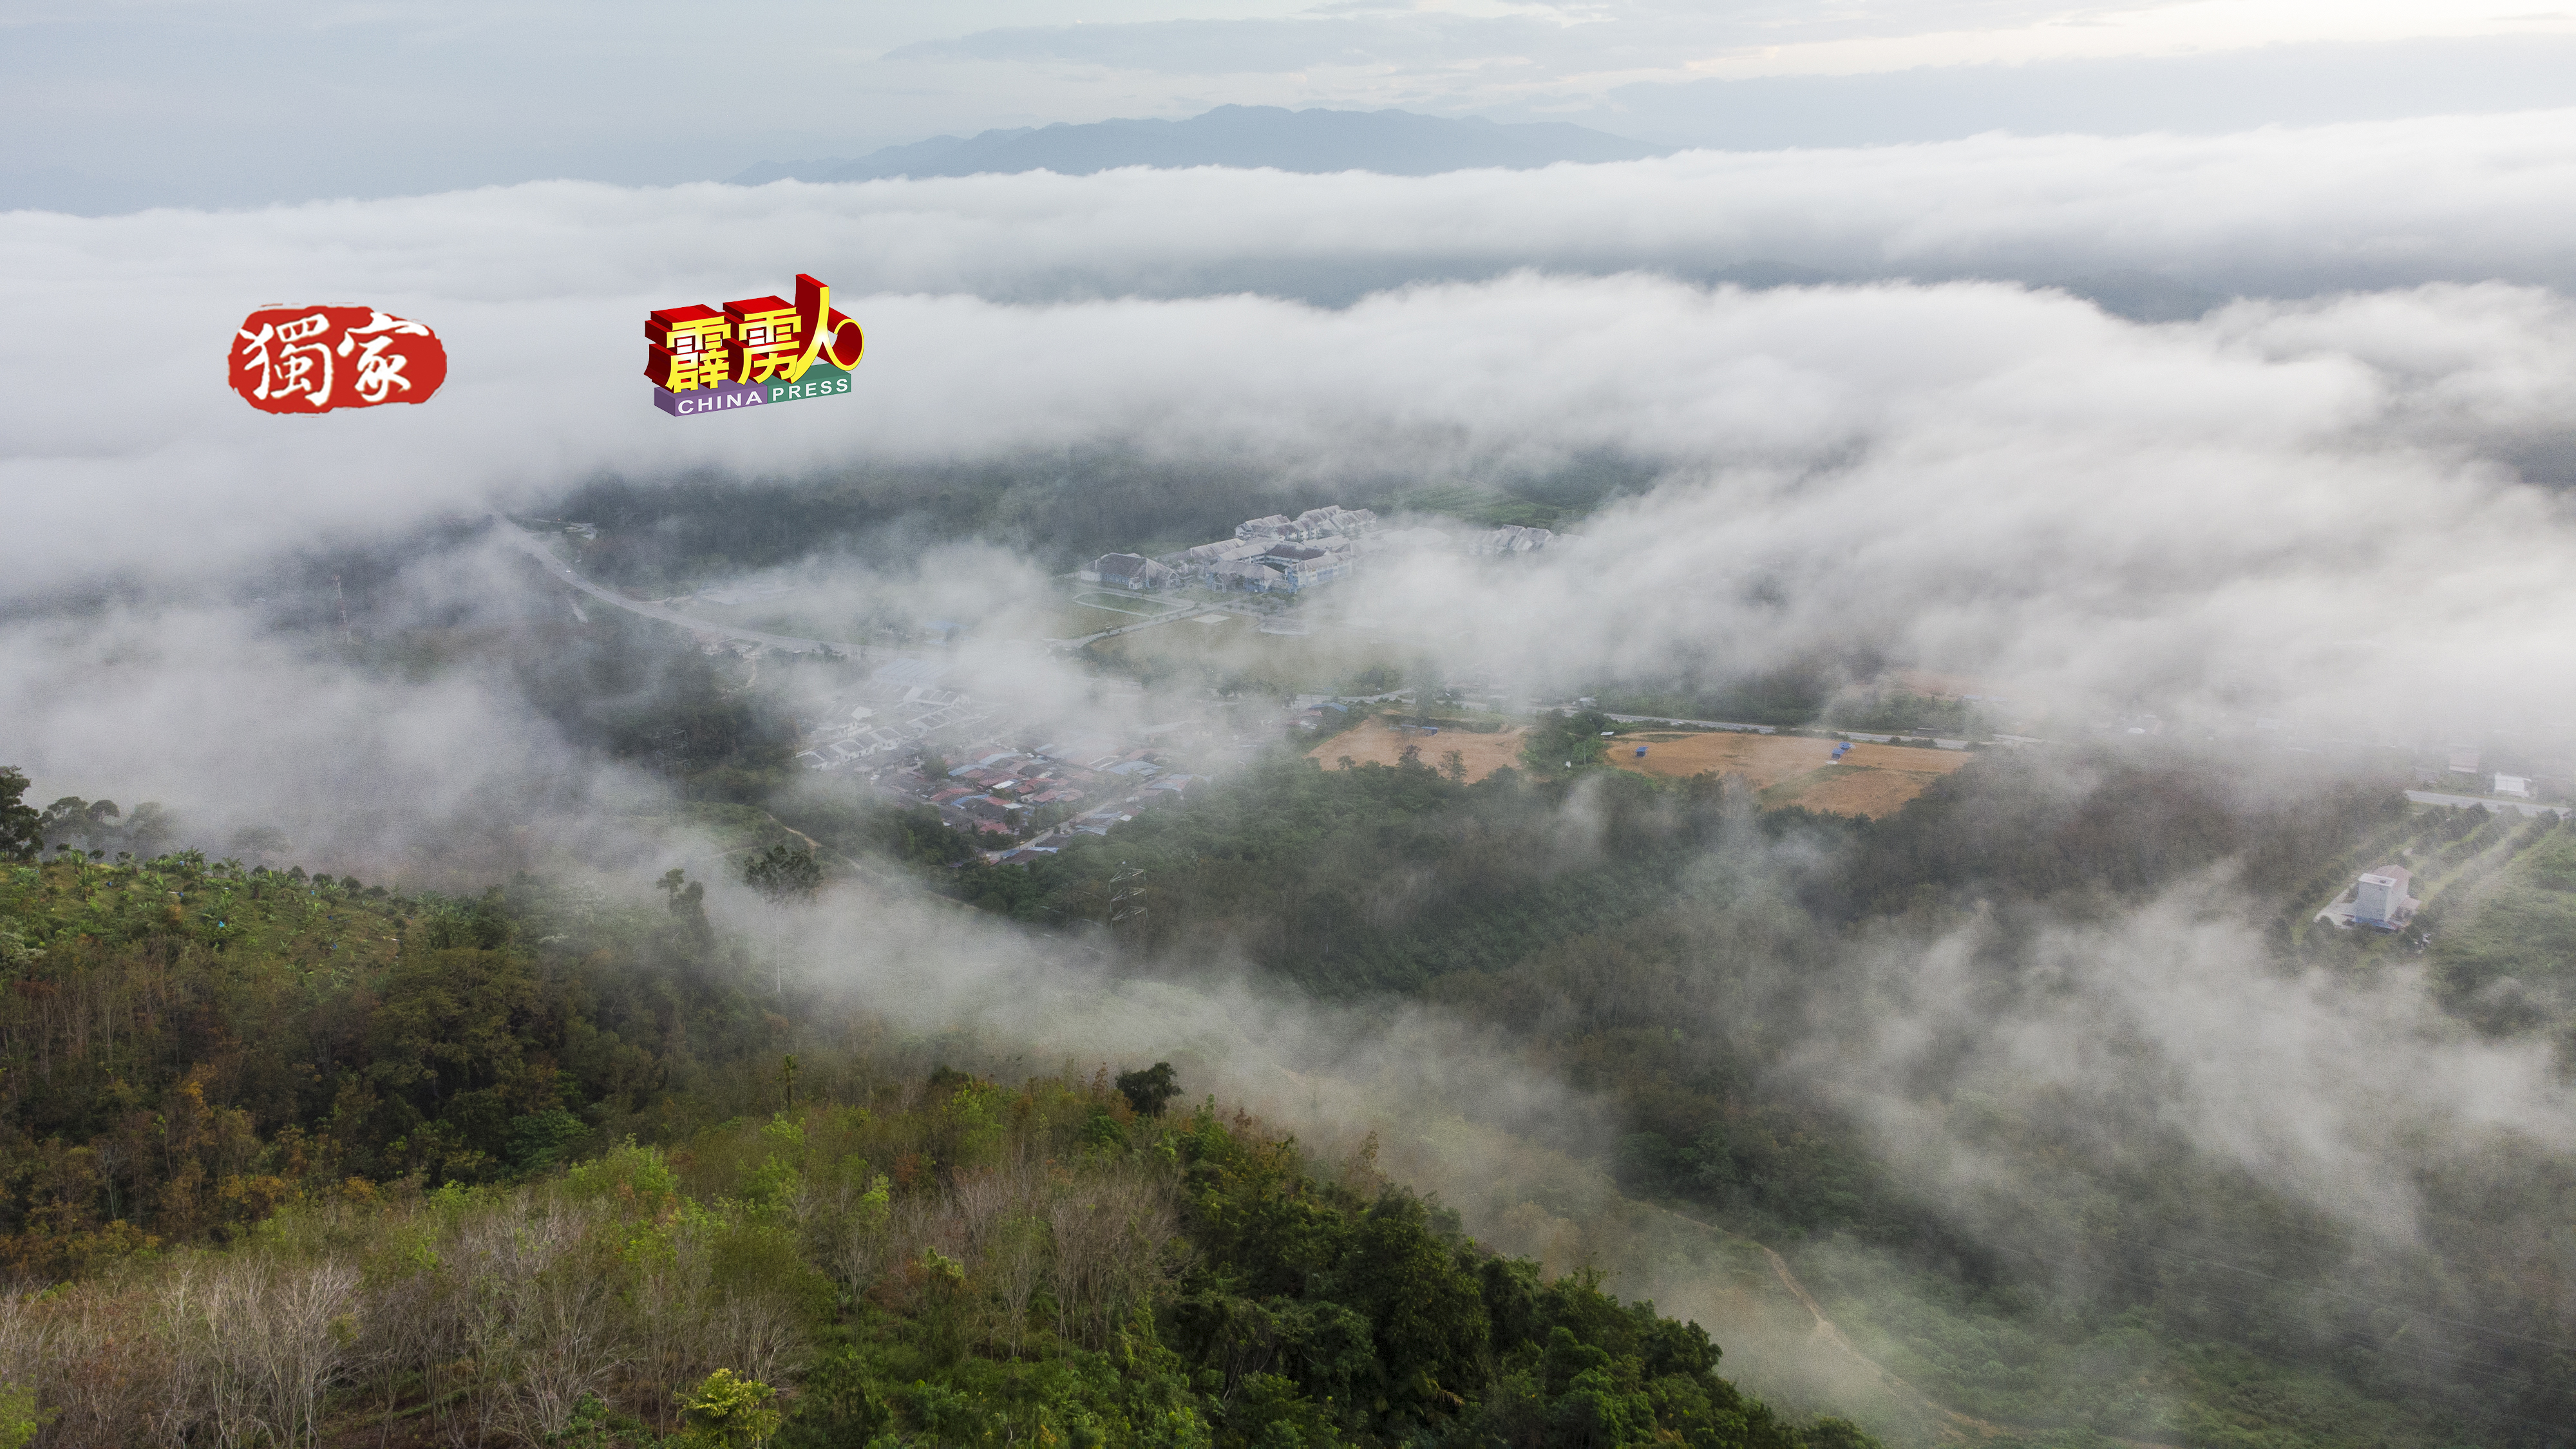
2404;789;2565;819
491;516;924;662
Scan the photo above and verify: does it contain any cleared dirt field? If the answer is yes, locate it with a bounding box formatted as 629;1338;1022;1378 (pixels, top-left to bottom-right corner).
1608;732;1969;816
1312;717;1530;780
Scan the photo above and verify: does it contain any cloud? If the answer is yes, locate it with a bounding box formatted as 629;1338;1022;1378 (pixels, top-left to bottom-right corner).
1811;880;2576;1247
13;108;2576;1423
886;4;2116;76
1562;35;2576;149
15;115;2576;726
0;592;659;884
10;108;2576;844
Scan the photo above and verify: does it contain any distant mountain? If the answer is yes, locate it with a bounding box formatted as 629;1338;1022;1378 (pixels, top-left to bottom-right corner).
731;104;1665;185
2043;270;2231;323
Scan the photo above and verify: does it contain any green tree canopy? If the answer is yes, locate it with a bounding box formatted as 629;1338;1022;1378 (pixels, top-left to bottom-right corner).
1116;1061;1182;1118
0;770;36;863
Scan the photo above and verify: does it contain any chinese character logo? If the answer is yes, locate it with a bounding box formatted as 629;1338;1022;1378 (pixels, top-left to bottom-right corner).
230;307;447;414
647;274;864;418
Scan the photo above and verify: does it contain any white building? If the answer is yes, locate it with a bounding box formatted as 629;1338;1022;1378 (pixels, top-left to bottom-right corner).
2494;773;2534;800
1253;542;1352;590
1209;558;1287;592
1178;538;1268;567
2353;865;2416;929
1234;506;1378;544
1289;506;1377;540
1186;522;1362;591
1470;524;1554;555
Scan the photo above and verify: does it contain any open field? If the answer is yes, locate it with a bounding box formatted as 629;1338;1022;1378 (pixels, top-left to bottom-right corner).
1609;731;1971;815
1313;717;1530;779
2428;824;2576;1010
1764;762;1964;817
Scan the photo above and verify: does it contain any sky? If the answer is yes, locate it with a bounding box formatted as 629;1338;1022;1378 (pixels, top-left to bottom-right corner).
10;1;2576;213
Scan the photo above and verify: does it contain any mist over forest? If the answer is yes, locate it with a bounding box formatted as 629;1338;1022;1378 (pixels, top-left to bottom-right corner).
6;58;2576;1449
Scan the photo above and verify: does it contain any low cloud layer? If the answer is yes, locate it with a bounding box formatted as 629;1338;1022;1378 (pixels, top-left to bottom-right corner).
1818;881;2576;1246
9;105;2576;1440
14;130;2576;727
26;107;2576;297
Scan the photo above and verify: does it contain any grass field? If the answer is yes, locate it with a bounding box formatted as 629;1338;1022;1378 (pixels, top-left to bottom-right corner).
1312;717;1530;780
1051;603;1158;638
1608;732;1971;816
2427;822;2576;1025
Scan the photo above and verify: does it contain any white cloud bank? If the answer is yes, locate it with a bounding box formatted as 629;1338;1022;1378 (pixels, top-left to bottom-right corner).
10;106;2576;1416
9;112;2576;734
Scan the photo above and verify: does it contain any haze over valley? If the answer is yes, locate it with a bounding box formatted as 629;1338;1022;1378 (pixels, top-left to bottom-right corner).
6;5;2576;1446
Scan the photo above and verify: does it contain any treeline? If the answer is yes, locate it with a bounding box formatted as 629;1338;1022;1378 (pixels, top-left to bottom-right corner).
867;746;2571;1444
11;741;2568;1444
543;453;1654;597
549;457;1325;592
3;1064;1844;1448
0;825;1857;1446
0;788;801;1276
504;605;803;802
1586;667;1843;730
856;746;2415;990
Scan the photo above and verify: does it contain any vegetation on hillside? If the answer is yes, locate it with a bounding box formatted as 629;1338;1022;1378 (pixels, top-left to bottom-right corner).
768;748;2576;1446
0;766;1856;1448
9;717;2572;1447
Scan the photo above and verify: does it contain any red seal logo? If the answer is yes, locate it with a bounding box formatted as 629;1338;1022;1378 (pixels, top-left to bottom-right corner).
230;307;448;414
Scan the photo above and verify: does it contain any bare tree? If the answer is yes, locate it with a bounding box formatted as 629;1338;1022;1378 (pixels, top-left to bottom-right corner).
1046;1171;1177;1349
158;1253;357;1449
986;1211;1050;1356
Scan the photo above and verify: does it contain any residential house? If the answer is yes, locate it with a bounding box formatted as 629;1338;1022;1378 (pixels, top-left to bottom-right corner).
1094;553;1179;589
1471;524;1554;555
1178;538;1269;567
1211;558;1288;592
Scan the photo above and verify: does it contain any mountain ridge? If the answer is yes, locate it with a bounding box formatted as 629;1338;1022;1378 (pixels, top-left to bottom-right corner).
732;103;1666;184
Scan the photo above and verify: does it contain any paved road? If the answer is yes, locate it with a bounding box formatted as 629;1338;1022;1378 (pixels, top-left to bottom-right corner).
2405;790;2566;818
493;516;924;662
1599;712;1780;735
1052;608;1216;649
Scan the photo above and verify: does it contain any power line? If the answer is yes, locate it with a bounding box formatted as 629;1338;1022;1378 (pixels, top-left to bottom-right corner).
1108;862;1146;925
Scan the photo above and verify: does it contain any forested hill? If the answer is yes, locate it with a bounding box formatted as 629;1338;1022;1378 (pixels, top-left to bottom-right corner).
8;744;2573;1447
791;747;2575;1447
0;766;1863;1449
